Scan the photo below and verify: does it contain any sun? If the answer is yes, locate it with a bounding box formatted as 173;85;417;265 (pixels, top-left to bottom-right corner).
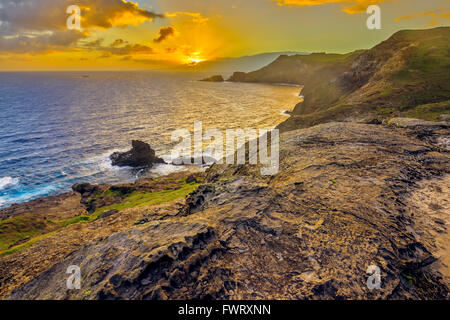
184;52;207;65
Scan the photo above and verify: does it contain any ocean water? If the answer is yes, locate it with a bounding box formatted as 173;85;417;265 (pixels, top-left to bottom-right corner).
0;71;301;209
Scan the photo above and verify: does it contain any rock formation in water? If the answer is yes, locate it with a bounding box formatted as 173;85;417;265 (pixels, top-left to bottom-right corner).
110;140;165;168
200;75;224;82
172;156;218;166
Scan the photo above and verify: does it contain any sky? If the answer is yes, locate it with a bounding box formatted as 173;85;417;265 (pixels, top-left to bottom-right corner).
0;0;448;70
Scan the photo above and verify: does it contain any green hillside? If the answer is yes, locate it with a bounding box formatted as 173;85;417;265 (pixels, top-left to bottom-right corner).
229;27;450;131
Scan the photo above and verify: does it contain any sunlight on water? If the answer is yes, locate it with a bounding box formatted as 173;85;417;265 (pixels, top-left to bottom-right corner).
0;71;301;208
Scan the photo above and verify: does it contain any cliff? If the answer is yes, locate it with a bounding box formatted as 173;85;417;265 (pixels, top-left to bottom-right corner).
229;27;450;131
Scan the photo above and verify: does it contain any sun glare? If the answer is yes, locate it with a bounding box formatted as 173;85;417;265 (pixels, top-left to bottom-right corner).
184;52;206;65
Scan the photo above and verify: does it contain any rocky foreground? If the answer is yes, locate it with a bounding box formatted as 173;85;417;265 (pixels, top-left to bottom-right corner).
0;118;448;299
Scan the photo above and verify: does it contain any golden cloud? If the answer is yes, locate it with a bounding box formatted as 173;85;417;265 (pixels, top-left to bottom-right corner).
103;44;154;56
0;30;87;54
0;0;163;53
0;0;164;33
272;0;391;14
165;12;210;25
79;38;154;57
395;9;450;22
153;27;175;43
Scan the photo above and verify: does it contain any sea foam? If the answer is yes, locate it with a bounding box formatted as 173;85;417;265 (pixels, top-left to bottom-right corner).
0;177;20;190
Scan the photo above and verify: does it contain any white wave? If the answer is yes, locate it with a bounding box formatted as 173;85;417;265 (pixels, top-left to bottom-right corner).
275;83;303;87
0;184;59;209
98;155;115;171
2;184;57;204
149;163;189;176
0;176;20;190
81;149;130;172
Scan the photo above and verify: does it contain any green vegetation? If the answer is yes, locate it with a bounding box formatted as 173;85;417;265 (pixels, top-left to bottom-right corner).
0;180;199;257
0;215;49;252
300;50;363;63
390;29;450;107
402;100;450;121
89;181;198;220
401;273;415;287
0;230;59;257
265;27;450;131
58;216;90;227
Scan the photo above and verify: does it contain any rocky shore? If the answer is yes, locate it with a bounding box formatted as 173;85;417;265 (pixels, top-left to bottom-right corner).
110;140;165;168
0;27;449;300
0;118;448;300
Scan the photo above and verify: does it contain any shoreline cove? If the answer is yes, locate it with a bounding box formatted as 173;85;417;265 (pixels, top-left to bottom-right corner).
0;72;300;209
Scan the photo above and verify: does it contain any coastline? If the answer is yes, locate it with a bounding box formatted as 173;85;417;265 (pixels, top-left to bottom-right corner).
1;118;448;299
0;71;301;210
1;26;449;298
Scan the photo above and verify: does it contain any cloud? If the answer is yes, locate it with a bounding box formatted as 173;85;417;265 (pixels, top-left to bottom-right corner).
0;0;164;33
272;0;392;14
85;38;105;47
80;0;164;29
111;39;127;46
0;0;163;53
165;12;210;24
81;40;154;57
0;30;86;54
103;43;154;56
153;26;175;43
395;9;450;22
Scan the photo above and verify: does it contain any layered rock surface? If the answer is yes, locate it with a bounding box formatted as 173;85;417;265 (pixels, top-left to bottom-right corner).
2;120;449;300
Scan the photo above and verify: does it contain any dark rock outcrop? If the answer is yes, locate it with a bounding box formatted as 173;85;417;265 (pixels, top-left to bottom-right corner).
200;75;224;82
172;155;218;165
110;140;165;168
72;183;98;196
97;209;119;220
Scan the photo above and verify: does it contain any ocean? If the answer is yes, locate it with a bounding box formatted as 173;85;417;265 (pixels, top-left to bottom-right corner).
0;71;301;208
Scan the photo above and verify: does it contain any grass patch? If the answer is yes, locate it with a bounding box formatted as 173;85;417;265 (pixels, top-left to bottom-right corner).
90;182;198;220
0;181;199;257
0;215;48;252
0;230;59;257
401;100;450;121
58;216;90;227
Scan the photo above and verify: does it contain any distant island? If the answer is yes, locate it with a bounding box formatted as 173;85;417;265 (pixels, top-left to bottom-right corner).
183;51;309;73
199;75;224;82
